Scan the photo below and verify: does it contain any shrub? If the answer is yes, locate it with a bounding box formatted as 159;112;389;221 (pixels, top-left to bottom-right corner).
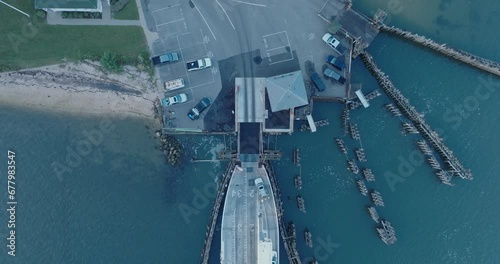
100;52;123;73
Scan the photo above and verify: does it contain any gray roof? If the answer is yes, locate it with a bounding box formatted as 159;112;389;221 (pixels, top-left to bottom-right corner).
265;71;308;112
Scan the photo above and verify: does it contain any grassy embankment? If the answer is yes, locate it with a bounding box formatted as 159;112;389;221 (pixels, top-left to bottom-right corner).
0;0;147;72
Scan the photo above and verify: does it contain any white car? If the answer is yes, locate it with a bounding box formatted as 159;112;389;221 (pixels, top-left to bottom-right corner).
186;58;212;71
254;178;269;201
161;93;188;106
322;33;346;54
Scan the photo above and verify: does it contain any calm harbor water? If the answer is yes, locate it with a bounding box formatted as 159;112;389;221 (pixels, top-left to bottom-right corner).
1;0;500;263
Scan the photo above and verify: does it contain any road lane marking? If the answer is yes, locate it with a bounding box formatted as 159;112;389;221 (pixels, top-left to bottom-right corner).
192;0;217;40
231;0;266;7
216;0;236;30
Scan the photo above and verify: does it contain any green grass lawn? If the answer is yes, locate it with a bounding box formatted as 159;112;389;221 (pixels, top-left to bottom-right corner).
0;0;146;71
112;0;140;20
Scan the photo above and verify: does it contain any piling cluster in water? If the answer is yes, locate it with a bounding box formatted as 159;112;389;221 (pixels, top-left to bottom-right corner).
360;51;472;182
335;111;397;245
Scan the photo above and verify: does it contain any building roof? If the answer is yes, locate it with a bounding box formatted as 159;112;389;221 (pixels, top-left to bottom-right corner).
35;0;99;9
265;71;308;112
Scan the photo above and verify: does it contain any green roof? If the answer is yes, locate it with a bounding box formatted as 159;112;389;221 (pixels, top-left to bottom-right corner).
35;0;99;9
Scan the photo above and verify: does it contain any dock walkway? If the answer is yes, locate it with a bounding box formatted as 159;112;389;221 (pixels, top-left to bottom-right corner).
200;160;236;264
359;51;472;181
379;24;500;78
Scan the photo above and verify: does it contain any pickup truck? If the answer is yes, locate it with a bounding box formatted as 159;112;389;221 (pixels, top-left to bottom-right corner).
187;97;212;120
164;78;185;92
186;58;212;71
310;72;326;92
161;93;187;107
151;52;179;65
324;67;346;84
322;33;346;55
326;55;345;71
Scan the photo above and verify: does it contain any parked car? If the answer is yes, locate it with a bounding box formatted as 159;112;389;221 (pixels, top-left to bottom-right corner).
323;67;346;84
151;52;179;65
326;55;345;71
186;58;212;71
164;78;185;92
310;72;326;92
322;33;346;54
161;93;187;107
187;97;212;120
254;178;269;201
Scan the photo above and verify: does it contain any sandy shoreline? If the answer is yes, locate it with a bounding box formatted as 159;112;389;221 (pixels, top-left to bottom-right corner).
0;62;161;119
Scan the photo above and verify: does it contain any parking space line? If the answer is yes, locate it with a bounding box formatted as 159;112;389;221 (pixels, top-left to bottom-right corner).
269;58;294;65
231;0;266;7
157;18;185;27
152;4;180;13
262;30;286;38
216;0;235;30
189;79;215;90
192;0;217;40
177;35;193;89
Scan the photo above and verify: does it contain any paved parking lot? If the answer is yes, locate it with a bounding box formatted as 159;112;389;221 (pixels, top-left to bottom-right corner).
141;0;351;132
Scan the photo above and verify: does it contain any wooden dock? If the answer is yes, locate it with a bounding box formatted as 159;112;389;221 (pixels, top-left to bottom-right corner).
378;24;500;78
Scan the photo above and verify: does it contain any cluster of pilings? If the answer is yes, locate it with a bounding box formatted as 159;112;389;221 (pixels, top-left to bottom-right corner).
349;122;360;140
335;138;348;154
371;190;385;207
349;89;382;109
200;160;236;264
294;175;302;190
355;148;367;162
357;179;368;196
368;206;380;223
376;220;397;245
385;103;402;116
304;229;313;248
416;140;455;186
297;195;306;213
362;168;375;182
264;161;302;264
341;107;350;135
299;119;330;132
348;159;360;174
359;51;472;181
402;123;419;134
378;24;500;78
293;148;301;166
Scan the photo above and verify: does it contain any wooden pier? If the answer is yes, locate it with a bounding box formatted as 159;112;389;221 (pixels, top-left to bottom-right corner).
200;160;236;264
359;51;472;181
378;24;500;78
264;160;302;264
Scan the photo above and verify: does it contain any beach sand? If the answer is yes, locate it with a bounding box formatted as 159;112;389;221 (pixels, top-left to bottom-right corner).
0;61;161;119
